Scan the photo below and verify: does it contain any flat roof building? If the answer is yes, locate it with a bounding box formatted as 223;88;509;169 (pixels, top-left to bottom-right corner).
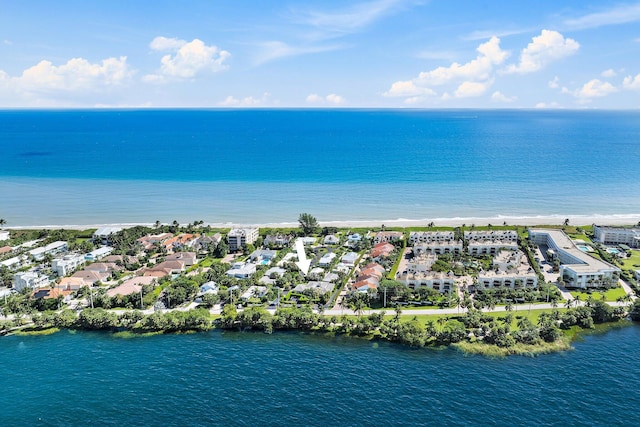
529;228;619;289
227;228;259;251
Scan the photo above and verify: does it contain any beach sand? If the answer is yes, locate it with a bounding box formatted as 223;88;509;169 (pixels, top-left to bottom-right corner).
5;214;639;230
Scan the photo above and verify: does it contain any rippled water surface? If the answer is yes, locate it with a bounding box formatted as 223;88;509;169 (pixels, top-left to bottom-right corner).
2;326;640;426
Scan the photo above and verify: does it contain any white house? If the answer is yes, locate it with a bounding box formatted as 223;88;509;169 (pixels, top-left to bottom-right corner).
199;281;219;295
340;252;359;267
240;285;268;300
324;235;340;245
0;230;9;241
52;253;86;277
29;241;68;261
84;246;114;262
318;252;337;267
93;227;122;245
225;262;257;279
13;271;50;291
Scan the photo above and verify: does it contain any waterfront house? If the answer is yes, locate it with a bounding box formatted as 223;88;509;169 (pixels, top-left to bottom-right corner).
93;227;122;245
0;230;9;241
372;231;404;244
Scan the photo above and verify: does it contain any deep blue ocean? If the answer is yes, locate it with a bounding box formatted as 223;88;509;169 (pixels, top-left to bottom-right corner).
1;109;640;226
2;326;640;426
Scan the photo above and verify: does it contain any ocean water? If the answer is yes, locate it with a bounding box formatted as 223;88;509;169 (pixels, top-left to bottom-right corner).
2;326;640;426
1;109;640;226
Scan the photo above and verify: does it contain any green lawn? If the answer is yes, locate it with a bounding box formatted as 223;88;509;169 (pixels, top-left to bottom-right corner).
385;308;562;331
621;250;640;270
570;287;628;302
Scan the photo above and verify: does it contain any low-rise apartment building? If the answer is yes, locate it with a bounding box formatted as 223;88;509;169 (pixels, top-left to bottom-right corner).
529;228;619;289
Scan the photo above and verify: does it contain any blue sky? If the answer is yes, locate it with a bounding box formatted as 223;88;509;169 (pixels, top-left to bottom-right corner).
1;0;639;108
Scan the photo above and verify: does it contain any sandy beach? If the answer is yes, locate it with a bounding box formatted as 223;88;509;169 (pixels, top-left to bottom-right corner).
5;213;639;230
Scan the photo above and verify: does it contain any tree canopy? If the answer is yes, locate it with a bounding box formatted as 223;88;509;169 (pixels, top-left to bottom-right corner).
298;213;319;235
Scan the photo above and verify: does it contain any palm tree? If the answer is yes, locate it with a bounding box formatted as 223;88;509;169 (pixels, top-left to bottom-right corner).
0;218;6;229
154;220;161;229
585;295;594;307
563;218;570;226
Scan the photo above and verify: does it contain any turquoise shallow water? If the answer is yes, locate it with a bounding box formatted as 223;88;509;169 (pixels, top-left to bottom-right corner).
2;326;640;426
1;109;640;225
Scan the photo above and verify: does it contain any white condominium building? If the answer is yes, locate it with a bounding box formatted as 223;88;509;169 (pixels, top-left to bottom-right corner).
593;225;640;248
529;228;619;289
464;230;519;256
227;228;259;251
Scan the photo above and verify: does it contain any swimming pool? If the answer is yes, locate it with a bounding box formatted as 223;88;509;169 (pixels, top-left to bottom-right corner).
577;245;592;252
607;248;620;254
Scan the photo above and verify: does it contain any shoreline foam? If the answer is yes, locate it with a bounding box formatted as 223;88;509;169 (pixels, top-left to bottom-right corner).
4;213;639;230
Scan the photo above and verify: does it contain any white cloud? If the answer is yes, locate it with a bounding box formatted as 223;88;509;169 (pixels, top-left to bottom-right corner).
218;92;272;107
416;37;508;86
623;73;640;90
326;93;346;104
298;0;407;36
491;91;516;103
253;41;341;65
384;80;436;97
12;56;131;93
563;79;617;100
454;80;491;98
504;30;579;74
306;93;347;105
145;37;230;82
548;76;560;88
385;37;507;100
150;36;187;51
564;4;640;30
601;68;617;78
463;28;532;41
535;101;561;108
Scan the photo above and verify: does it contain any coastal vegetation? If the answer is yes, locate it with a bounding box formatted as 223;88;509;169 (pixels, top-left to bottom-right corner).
1;220;639;357
1;302;630;357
